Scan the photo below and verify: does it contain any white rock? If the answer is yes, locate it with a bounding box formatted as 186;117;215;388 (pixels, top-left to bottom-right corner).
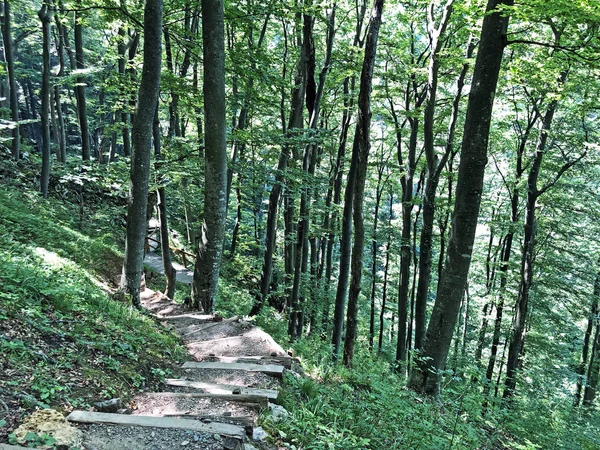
253;426;269;441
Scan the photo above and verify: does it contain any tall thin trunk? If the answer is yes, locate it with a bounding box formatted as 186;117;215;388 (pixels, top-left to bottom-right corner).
122;0;163;307
408;0;513;396
583;322;600;406
250;19;306;317
154;107;177;299
38;0;53;198
2;0;19;159
575;264;600;406
74;0;90;160
378;193;393;352
342;0;384;368
191;0;227;313
504;70;579;397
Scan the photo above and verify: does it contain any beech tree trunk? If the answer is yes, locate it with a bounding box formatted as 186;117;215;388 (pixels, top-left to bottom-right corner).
74;0;91;161
408;0;513;396
249;19;306;317
2;0;19;159
122;0;163;307
38;0;53;198
191;0;227;313
153;107;177;299
504;72;584;397
342;0;384;368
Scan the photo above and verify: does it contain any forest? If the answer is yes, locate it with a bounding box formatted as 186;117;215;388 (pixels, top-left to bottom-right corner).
2;0;600;448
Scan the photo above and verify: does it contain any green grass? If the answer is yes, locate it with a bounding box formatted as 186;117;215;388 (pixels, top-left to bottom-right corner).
0;186;186;424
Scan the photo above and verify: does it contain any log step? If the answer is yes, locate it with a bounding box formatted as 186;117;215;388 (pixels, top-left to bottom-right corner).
198;355;294;369
182;361;285;377
165;379;279;400
65;410;246;440
153;313;214;322
141;391;268;406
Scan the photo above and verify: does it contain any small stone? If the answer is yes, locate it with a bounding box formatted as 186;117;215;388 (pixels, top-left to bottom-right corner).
151;431;156;437
181;440;189;446
252;427;269;442
213;433;221;440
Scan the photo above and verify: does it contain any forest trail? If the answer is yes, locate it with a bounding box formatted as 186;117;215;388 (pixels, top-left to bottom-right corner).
144;252;195;285
63;275;292;449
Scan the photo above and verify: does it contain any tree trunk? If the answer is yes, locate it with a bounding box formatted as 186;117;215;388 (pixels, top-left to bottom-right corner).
503;76;567;397
191;0;227;313
342;0;384;368
378;193;393;352
122;0;163;307
38;0;53;198
575;264;600;406
408;0;513;396
2;0;19;159
74;0;91;161
249;19;306;317
153;107;177;299
583;322;600;406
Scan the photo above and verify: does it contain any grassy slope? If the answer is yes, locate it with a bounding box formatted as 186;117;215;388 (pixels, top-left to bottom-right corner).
0;185;186;442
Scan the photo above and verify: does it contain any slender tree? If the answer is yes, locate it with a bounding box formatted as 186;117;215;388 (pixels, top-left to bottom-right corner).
38;0;53;198
342;0;384;367
2;0;19;159
122;0;163;307
191;0;227;313
408;0;513;396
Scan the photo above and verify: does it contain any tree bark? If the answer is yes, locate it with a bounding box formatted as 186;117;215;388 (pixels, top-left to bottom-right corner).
153;107;177;299
38;0;53;198
191;0;228;313
74;0;91;161
249;19;306;317
2;0;19;159
122;0;163;307
342;0;384;368
408;0;513;396
575;264;600;406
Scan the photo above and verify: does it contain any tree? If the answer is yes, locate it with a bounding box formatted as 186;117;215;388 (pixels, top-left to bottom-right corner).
408;0;513;396
122;0;163;308
2;0;19;159
341;0;384;367
190;0;227;313
38;0;53;198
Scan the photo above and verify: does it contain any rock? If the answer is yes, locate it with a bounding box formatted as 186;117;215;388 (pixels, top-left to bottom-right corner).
268;404;289;422
252;426;269;441
13;409;83;448
213;433;222;440
92;398;122;413
181;440;189;446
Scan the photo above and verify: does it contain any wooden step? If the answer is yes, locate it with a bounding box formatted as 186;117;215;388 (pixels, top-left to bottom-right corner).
161;413;254;427
142;391;269;406
165;379;279;400
182;361;285;377
66;410;246;440
153;313;214;321
198;355;294;369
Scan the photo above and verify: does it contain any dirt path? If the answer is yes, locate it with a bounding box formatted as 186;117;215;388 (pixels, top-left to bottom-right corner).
63;277;292;450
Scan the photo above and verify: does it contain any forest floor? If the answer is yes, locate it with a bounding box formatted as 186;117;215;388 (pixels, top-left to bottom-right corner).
0;173;293;450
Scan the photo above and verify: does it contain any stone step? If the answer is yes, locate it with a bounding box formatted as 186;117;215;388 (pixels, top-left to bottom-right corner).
182;361;285;377
164;379;279;400
65;410;246;440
